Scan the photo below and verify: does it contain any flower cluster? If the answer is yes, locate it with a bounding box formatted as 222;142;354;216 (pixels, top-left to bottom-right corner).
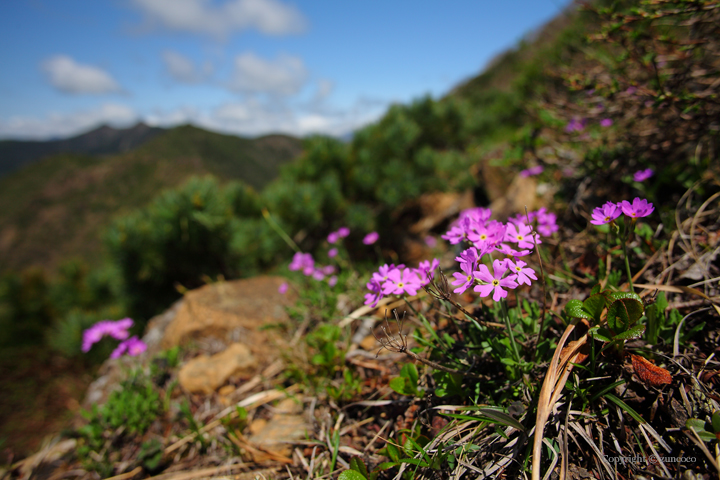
82;318;147;359
365;207;555;305
288;251;337;285
364;259;439;307
590;197;654;225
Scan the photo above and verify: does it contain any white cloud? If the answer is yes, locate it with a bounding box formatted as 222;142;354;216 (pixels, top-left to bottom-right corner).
0;104;137;140
130;0;307;38
162;50;212;83
314;79;334;102
41;55;122;95
228;52;307;95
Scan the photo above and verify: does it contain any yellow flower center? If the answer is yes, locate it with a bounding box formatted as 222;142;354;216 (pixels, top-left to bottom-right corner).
492;279;500;286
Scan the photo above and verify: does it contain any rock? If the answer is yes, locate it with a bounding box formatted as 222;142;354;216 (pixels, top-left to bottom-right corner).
161;276;295;351
178;343;257;394
248;397;309;458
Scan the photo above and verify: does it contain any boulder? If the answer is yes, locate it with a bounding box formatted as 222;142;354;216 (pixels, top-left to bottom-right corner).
178;343;257;394
161;276;295;351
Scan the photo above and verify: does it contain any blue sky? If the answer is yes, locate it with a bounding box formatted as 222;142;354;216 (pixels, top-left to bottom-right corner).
0;0;572;140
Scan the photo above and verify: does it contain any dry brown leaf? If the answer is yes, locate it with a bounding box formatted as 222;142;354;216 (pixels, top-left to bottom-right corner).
631;354;672;387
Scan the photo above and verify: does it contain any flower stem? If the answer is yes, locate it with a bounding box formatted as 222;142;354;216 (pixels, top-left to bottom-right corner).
500;299;521;365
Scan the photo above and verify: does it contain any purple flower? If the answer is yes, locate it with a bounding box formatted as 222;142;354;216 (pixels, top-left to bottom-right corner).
417;258;440;285
506;259;537;286
312;269;326;281
289;252;314;275
590;201;622;225
496;243;531;258
322;265;336;275
328;248;338;258
110;336;146;359
327;232;340;244
363;232;379;245
328;276;338;287
455;246;481;266
621;197;654;219
632;169;654;182
382;268;422;296
565;118;587;133
600;118;613;127
424;236;437;248
82;319;134;353
452;261;476;294
364;279;384;308
505;222;541;250
278;282;288;294
468;221;505;251
338;227;350;237
474;259;518;302
520;165;544;177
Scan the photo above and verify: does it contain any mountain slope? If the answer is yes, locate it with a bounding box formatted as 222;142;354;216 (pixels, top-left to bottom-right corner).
0;125;303;273
0;123;165;177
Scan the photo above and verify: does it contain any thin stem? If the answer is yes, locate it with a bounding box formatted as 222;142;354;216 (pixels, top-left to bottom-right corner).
500;299;521;365
622;218;635;292
261;208;300;253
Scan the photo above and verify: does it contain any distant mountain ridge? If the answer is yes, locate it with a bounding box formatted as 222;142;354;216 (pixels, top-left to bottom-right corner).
0;124;303;273
0;123;166;177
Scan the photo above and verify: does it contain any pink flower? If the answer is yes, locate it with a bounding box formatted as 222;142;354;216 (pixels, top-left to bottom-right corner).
506;259;537;286
328;276;338;287
82;318;134;353
372;264;399;285
289;252;314;274
278;282;288;294
110;336;146;359
496;243;531;257
452;261;476;294
338;227;350;237
417;259;439;285
363;232;379;245
312;269;325;281
364;279;384;308
469;220;506;251
474;259;518;302
565;118;586;133
590;201;622;225
600;118;613;127
520;165;544;177
621;197;654;219
632;169;654;182
327;232;340;244
505;222;541;250
328;248;338;258
382;268;422;296
424;236;437;248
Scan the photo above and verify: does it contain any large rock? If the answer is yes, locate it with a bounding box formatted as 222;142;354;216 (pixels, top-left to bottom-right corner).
161;276;295;352
178;343;257;394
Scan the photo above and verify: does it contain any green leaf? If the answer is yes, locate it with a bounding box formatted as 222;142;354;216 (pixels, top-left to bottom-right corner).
564;299;592;320
607;297;644;332
349;456;369;477
389;377;412;396
476;407;526;432
604;393;646;424
686;418;716;442
592;327;613;342
613;324;646;340
385;442;400;462
339;470;367;480
712;411;720;434
400;363;418;387
583;293;608;321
